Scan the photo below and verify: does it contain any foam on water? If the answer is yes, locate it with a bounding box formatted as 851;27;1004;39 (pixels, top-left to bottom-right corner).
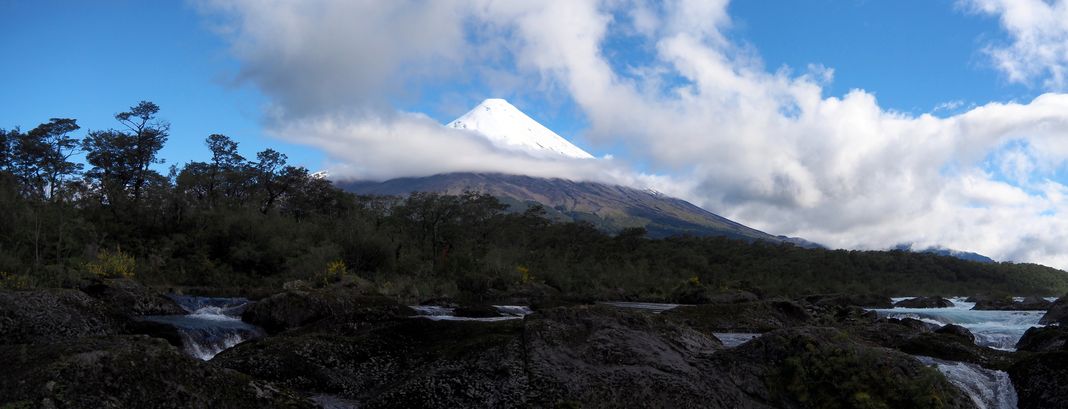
141;295;263;360
409;304;533;321
915;356;1017;409
872;296;1045;350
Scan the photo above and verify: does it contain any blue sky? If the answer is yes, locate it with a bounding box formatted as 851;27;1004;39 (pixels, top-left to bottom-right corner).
5;0;1068;267
0;0;1038;169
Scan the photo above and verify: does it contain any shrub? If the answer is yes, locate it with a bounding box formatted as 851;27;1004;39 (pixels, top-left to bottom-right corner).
0;271;31;290
86;249;136;278
315;259;348;287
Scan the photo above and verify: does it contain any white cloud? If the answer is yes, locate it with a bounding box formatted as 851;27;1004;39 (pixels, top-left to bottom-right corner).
962;0;1068;89
199;0;1068;270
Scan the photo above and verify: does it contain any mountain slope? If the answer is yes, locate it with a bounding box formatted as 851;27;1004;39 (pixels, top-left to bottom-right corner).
341;172;795;243
447;98;594;159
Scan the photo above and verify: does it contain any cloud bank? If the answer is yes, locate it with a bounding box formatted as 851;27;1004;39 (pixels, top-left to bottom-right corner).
200;0;1068;270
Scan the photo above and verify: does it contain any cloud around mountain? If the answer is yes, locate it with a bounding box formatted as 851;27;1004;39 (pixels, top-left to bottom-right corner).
198;0;1068;270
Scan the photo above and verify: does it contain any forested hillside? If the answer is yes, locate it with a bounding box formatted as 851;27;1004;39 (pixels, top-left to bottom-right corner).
2;102;1066;299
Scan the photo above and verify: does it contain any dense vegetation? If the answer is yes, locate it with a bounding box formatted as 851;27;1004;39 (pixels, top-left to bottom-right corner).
2;101;1067;299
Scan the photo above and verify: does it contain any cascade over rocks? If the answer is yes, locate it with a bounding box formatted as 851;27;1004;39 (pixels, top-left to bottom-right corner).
0;335;312;408
711;327;978;409
217;298;978;409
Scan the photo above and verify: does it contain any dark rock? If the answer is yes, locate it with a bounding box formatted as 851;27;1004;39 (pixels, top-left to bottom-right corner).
0;289;125;344
935;324;976;343
1009;351;1068;409
522;306;747;408
898;332;1013;369
242;287;413;334
79;278;187;316
894;296;955;308
453;304;500;318
1039;294;1068;325
126;319;185;347
216;318;531;408
713;327;978;409
0;335;312;408
672;286;759;305
1016;326;1068;352
418;297;459;308
662;300;812;334
847;318;933;349
972;295;1052;311
802;293;893;309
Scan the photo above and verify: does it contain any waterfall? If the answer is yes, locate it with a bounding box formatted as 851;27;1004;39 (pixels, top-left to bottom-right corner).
915;356;1017;409
141;295;264;360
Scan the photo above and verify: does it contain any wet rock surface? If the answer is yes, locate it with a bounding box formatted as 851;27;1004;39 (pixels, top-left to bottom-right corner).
971;295;1051;311
894;296;955;308
1008;351;1068;409
1039;294;1068;325
1015;326;1068;352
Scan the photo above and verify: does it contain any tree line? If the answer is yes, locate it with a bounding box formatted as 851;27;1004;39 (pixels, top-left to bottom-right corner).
2;101;1067;300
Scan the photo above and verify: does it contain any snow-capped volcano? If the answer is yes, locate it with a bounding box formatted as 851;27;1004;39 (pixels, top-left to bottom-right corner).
447;98;594;159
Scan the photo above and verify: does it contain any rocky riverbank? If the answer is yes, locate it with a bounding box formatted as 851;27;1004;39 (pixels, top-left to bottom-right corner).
2;280;1066;408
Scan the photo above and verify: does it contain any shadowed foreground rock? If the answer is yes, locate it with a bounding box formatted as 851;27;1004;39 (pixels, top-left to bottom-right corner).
0;335;312;408
0;289;126;344
1009;351;1068;409
218;302;976;409
1015;326;1068;352
79;278;186;316
1039;294;1068;325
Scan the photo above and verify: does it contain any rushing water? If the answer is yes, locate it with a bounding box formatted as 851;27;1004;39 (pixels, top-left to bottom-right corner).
872;297;1046;350
915;356;1018;409
596;301;683;313
140;295;264;360
409;305;533;321
712;332;761;348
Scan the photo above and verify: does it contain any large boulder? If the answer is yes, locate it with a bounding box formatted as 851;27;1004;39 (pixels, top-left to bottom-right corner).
1015;326;1068;352
1009;351;1068;409
0;335;313;408
0;289;125;344
671;286;759;305
662;300;812;334
972;295;1051;311
79;278;186;316
712;327;978;409
521;306;750;408
894;296;955;308
242;287;413;334
217;318;532;408
935;324;976;343
801;293;893;309
1039;294;1068;325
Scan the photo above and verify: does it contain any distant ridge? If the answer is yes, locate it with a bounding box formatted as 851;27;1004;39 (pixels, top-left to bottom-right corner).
341;172;814;245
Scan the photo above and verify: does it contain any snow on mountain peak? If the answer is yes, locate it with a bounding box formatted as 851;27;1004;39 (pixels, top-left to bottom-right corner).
447;98;594;159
